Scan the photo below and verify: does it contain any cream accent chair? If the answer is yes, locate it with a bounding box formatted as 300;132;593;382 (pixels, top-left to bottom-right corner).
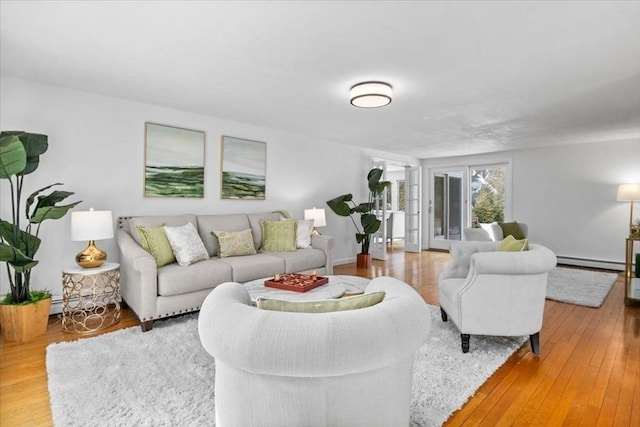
438;241;556;354
198;276;431;427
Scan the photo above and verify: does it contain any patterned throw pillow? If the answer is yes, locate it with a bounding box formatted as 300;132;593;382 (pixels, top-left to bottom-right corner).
256;292;386;313
260;219;297;252
496;235;529;252
136;225;176;267
164;222;209;266
211;229;257;258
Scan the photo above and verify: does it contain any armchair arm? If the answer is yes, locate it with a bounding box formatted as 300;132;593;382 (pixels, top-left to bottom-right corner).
116;229;159;321
311;234;334;274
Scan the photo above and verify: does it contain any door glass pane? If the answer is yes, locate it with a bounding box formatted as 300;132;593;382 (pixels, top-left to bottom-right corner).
448;176;462;241
470;167;505;224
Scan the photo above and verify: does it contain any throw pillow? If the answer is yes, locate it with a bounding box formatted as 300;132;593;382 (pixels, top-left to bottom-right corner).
211;229;257;258
261;219;297;252
164;222;209;266
499;221;526;240
256;291;386;313
497;235;529;252
293;219;314;249
135;225;176;267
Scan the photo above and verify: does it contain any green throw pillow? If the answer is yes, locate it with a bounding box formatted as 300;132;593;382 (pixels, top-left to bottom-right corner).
212;229;257;258
499;221;526;240
497;235;529;252
260;219;297;252
136;225;176;267
256;292;386;313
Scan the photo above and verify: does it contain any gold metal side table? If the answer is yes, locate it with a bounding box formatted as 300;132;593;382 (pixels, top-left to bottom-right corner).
62;262;121;333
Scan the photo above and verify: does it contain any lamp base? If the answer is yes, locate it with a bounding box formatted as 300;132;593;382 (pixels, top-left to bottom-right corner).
76;240;107;268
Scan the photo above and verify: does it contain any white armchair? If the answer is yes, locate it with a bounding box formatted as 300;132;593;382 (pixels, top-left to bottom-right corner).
198;276;431;427
438;241;556;354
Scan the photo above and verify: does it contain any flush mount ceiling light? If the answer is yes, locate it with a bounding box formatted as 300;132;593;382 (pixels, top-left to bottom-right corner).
350;81;392;108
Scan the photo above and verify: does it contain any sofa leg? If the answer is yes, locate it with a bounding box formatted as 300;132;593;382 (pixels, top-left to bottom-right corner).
440;307;448;322
529;332;541;354
140;320;153;332
461;334;470;353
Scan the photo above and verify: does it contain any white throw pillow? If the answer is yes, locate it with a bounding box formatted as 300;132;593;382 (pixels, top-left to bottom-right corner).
164;222;209;266
294;219;314;249
480;222;503;241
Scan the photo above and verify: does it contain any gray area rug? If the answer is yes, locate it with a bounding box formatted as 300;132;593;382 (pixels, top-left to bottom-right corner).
546;267;619;308
47;306;526;427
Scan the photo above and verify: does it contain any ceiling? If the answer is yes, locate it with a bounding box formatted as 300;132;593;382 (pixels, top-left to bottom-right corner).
1;1;639;159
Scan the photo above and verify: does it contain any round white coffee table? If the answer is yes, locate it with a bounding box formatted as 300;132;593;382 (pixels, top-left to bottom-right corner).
243;275;370;302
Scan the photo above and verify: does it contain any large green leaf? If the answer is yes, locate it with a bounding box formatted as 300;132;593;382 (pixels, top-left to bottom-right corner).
16;132;48;175
26;183;62;217
326;194;353;217
361;213;381;235
30;201;82;223
0;135;27;179
0;241;39;271
0;220;41;258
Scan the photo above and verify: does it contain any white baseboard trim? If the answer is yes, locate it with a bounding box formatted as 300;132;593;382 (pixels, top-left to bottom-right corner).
335;254;624;272
555;256;624;271
50;295;63;315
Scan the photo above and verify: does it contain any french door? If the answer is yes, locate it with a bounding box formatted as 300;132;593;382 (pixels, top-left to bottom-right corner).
428;163;509;250
429;168;466;250
404;166;422;252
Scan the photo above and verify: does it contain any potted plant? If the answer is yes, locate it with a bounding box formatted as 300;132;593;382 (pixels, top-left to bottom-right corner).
326;168;391;268
0;131;81;341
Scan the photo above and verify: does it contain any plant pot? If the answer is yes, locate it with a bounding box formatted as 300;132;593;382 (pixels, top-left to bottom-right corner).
0;297;52;342
356;253;372;268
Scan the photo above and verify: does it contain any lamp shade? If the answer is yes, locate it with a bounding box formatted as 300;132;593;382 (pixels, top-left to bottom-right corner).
617;184;640;201
350;82;392;108
71;210;114;241
304;208;327;228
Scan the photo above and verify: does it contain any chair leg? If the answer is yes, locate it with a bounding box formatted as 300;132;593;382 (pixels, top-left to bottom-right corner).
461;334;470;353
440;307;448;322
529;332;541;354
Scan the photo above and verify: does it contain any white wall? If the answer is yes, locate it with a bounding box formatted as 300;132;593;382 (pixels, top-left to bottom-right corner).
422;140;640;268
0;77;417;302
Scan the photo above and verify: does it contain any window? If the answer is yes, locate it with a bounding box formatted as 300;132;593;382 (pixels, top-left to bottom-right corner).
397;180;406;211
470;167;505;223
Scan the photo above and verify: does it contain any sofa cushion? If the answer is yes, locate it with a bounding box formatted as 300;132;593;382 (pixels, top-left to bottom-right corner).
197;214;252;257
212;229;257;258
217;254;285;283
294;219;314;248
165;222;210;266
499;221;526;240
256;291;385;313
268;248;327;273
480;222;503;241
248;212;282;250
136;224;176;267
261;219;297;252
157;258;233;296
497;235;529;252
128;214;197;246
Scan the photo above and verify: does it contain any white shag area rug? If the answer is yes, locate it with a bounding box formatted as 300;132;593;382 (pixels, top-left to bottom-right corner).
546;267;619;308
47;306;526;427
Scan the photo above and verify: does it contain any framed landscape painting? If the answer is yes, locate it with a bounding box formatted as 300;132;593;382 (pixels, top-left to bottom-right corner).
221;136;266;200
144;123;205;198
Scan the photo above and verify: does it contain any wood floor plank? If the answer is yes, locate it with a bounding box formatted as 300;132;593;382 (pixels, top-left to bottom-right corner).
1;247;638;427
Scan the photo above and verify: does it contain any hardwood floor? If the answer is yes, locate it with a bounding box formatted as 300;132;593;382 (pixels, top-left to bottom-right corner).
1;247;638;426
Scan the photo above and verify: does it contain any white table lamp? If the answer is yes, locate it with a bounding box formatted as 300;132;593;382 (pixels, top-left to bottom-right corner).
71;209;114;268
617;184;640;237
304;207;327;235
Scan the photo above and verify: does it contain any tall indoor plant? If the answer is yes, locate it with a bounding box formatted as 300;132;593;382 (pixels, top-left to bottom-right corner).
0;131;81;341
326;168;390;268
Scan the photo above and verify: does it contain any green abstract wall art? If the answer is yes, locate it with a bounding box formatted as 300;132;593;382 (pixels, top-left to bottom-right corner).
145;123;205;198
221;136;266;200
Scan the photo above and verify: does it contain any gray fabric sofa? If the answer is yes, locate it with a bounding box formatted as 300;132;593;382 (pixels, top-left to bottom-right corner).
116;212;334;331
